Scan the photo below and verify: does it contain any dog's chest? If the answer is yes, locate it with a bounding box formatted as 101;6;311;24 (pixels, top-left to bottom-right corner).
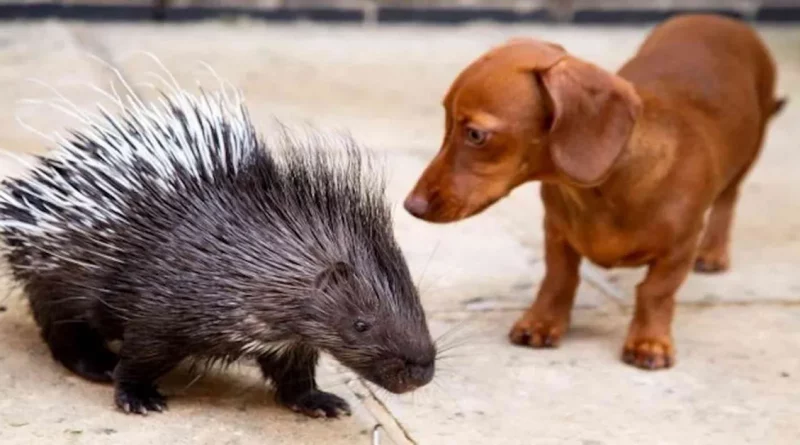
564;219;655;268
544;186;659;268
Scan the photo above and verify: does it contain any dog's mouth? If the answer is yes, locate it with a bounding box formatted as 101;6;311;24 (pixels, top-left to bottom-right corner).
438;194;506;223
456;194;506;220
405;191;506;224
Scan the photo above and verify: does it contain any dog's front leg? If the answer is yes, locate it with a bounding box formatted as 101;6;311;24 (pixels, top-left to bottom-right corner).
623;236;698;370
509;219;581;348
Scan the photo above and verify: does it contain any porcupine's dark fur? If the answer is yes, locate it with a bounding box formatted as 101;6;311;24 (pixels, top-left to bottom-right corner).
0;87;436;418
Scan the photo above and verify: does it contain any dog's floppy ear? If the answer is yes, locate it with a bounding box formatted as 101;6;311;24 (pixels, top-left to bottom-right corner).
539;58;641;186
503;37;566;69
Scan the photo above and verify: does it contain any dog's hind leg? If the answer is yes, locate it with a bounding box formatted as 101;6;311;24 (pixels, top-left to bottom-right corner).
694;180;741;273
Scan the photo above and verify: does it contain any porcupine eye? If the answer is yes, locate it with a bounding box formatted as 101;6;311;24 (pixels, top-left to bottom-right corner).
353;320;370;333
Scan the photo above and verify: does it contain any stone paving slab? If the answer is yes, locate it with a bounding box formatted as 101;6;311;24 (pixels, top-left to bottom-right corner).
380;307;800;444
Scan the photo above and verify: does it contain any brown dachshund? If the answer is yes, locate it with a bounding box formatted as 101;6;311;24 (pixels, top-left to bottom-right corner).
403;14;786;370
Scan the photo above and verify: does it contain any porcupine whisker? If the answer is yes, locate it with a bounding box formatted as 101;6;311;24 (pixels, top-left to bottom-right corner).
434;323;487;358
436;330;493;351
435;317;484;344
433;313;475;346
430;379;465;411
437;321;493;349
436;344;495;363
435;346;490;360
436;315;488;345
415;381;447;409
415;238;442;291
435;347;478;362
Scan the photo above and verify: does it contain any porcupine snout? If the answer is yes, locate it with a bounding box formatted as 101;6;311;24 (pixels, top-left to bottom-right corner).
388;340;437;394
404;355;436;390
360;329;437;394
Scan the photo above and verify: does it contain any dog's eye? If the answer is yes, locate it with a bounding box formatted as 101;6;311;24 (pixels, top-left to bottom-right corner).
465;127;488;146
354;320;370;333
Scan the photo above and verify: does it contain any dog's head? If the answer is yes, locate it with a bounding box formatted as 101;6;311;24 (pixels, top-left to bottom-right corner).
404;38;642;223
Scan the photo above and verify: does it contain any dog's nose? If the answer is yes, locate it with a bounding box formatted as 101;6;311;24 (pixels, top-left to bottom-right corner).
404;194;430;218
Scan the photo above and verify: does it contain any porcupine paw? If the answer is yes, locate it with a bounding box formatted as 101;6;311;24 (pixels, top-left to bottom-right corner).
284;390;351;419
114;384;167;415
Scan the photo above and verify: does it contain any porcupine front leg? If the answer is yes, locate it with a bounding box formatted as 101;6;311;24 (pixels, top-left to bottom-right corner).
113;332;184;415
257;344;351;418
43;322;119;383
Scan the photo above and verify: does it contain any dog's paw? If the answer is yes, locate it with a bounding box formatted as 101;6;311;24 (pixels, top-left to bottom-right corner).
694;249;729;273
284;390;351;419
622;337;675;370
509;316;566;348
114;384;167;415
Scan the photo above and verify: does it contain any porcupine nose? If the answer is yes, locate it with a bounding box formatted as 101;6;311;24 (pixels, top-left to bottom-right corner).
403;194;430;218
407;359;435;387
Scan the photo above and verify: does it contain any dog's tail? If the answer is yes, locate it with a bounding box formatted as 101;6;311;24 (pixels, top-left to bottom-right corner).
771;96;788;117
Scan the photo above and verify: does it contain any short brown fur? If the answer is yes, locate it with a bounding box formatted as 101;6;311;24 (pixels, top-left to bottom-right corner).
404;14;785;369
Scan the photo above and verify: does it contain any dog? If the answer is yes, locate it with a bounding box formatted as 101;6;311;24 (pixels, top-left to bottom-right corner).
403;14;786;370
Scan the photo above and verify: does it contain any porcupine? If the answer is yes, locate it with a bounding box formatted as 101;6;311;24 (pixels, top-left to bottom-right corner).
0;78;436;418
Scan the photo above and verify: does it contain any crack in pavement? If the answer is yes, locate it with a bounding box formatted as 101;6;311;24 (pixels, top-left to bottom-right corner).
346;378;417;445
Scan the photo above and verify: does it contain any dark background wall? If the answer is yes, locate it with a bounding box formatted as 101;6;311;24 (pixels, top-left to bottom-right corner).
0;0;799;23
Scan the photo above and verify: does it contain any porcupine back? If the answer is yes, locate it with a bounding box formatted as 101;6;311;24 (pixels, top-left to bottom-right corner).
0;86;417;362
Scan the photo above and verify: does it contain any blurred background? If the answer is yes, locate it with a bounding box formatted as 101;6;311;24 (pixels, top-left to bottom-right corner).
0;0;798;23
0;1;798;445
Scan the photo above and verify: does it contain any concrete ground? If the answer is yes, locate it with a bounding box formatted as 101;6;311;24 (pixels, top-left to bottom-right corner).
0;19;799;445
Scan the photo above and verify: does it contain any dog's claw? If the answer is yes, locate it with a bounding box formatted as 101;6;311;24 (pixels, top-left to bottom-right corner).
510;329;531;345
622;337;675;370
509;317;565;349
694;251;730;274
